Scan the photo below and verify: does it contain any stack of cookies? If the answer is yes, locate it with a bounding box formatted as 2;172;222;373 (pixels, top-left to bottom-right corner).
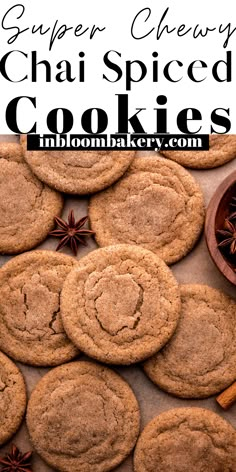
0;137;236;472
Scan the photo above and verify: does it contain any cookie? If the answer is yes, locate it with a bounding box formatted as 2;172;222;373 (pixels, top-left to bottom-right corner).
0;142;63;254
61;245;180;364
27;360;140;472
20;136;135;194
20;134;27;150
144;285;236;398
0;141;24;162
160;135;236;169
89;156;205;265
134;408;236;472
0;251;79;366
0;351;26;446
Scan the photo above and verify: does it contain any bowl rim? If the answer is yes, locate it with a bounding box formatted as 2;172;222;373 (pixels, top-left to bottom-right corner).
205;170;236;286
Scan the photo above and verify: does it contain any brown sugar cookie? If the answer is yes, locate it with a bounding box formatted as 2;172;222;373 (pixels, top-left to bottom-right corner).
160;135;236;169
144;285;236;398
61;244;180;364
134;408;236;472
61;245;180;364
0;142;63;254
89;156;205;265
0;351;26;446
20;136;135;194
27;360;140;472
0;251;79;366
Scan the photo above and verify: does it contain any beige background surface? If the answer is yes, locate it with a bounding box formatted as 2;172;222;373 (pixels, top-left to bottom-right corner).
0;135;235;471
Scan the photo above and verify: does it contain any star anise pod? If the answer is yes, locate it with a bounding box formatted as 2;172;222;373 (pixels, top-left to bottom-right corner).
229;211;236;221
49;209;95;256
0;444;32;472
229;196;236;221
217;218;236;254
230;196;236;209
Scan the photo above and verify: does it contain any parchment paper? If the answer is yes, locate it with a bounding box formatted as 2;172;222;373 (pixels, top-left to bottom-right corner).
0;135;235;471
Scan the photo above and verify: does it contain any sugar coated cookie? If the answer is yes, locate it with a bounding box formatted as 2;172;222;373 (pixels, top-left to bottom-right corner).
0;351;26;446
0;251;79;366
0;142;63;254
89;156;205;264
21;135;135;194
61;245;180;364
160;135;236;169
134;408;236;472
144;285;236;398
27;361;140;472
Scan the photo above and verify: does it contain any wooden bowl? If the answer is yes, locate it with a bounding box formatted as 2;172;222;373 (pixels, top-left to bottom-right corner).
205;171;236;286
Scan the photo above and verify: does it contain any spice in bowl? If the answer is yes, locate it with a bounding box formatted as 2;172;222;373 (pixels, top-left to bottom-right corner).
216;195;236;269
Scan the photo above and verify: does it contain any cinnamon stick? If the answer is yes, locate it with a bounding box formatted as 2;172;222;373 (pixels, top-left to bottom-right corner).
216;382;236;410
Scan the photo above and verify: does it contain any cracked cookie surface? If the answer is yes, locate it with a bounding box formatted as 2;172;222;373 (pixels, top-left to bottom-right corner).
0;142;63;254
0;251;79;366
144;285;236;398
134;408;236;472
0;351;26;445
61;245;180;364
160;135;236;169
89;156;205;265
21;136;135;194
27;360;140;472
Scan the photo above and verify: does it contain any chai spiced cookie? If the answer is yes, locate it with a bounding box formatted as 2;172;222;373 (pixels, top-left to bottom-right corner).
144;284;236;398
160;134;236;169
134;408;236;472
0;142;63;254
0;351;26;446
61;245;180;364
0;142;24;162
27;360;140;472
19;134;27;151
89;156;205;265
0;251;79;366
21;136;135;194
